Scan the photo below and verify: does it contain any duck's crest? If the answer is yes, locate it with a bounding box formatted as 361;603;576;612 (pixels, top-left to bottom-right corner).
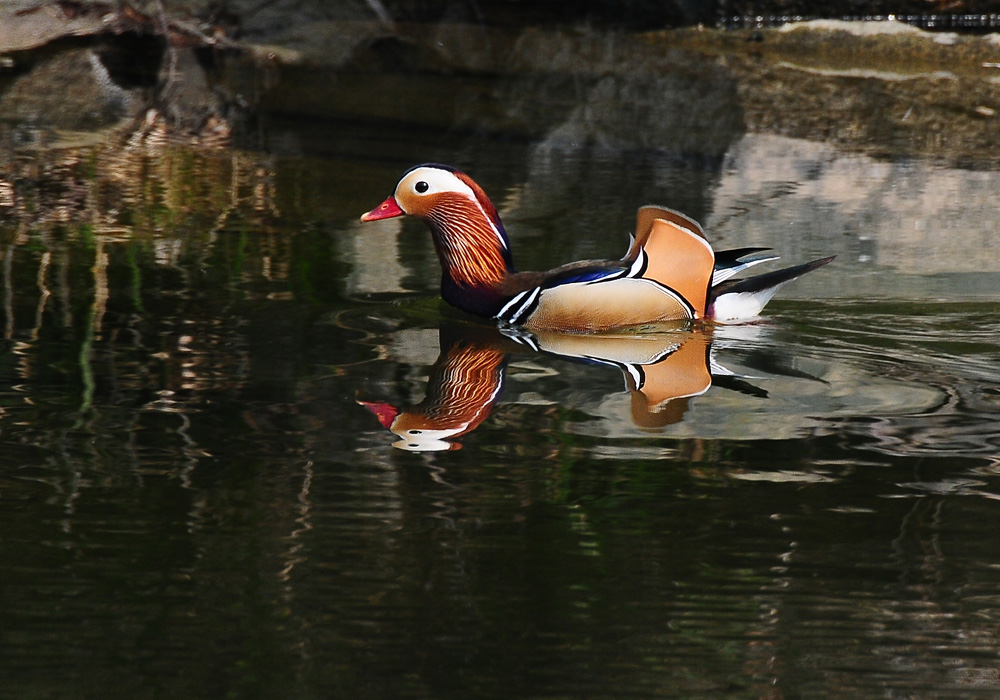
454;171;505;234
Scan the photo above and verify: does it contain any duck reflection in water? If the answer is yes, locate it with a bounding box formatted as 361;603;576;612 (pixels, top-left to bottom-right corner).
358;322;768;451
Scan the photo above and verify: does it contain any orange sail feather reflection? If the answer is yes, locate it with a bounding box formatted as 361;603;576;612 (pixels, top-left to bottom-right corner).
525;330;714;430
358;322;755;451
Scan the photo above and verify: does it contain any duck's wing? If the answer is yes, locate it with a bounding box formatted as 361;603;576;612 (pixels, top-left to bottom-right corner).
637;212;778;288
494;255;696;332
494;206;715;332
631;205;707;249
495;261;647;330
626;205;715;317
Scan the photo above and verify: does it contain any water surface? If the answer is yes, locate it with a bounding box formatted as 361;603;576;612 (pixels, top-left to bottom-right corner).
1;31;1000;700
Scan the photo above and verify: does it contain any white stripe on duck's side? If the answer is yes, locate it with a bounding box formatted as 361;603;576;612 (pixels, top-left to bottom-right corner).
496;287;542;325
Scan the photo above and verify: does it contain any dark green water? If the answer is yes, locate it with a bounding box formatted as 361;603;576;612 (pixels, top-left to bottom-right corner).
2;47;1000;700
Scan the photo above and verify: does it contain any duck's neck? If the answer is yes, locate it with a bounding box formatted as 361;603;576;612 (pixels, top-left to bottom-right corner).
424;202;515;315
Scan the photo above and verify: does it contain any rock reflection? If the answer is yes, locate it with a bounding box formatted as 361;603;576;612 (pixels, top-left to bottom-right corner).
709;133;1000;300
358;321;779;451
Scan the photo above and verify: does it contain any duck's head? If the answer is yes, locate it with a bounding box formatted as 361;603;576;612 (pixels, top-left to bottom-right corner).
361;164;500;225
360;164;515;297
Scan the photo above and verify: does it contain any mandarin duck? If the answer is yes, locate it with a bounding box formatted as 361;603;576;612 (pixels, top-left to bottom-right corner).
360;164;833;333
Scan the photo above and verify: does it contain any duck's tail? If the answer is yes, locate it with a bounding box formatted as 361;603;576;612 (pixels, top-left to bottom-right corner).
708;255;835;322
630;206;834;323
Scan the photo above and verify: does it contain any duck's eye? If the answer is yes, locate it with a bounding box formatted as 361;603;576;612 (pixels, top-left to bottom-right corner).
414;181;429;194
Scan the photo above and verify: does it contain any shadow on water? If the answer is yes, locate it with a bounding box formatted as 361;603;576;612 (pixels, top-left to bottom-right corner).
2;10;1000;700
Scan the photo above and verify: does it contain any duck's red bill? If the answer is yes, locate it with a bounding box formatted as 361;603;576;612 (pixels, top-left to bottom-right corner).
360;196;404;222
357;400;399;428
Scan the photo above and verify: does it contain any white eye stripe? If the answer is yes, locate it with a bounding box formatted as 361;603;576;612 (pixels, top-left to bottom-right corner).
399;167;475;199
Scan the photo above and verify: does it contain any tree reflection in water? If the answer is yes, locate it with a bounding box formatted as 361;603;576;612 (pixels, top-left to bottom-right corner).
0;132;294;473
